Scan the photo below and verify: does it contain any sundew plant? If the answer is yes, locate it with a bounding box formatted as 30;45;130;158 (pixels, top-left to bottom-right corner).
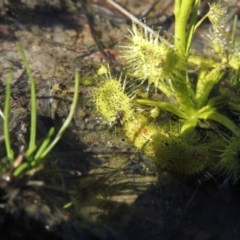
94;0;240;177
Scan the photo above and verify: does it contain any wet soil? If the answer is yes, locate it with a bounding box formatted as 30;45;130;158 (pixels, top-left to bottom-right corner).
0;0;240;240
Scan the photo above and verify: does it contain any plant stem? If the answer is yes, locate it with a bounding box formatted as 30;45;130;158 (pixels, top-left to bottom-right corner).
33;127;55;165
3;71;14;162
174;0;194;56
173;0;196;116
186;0;200;54
17;43;37;156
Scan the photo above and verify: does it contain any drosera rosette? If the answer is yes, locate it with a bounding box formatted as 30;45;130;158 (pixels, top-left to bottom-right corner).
94;0;240;177
94;66;210;175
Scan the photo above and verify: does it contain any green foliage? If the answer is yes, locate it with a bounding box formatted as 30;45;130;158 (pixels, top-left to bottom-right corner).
2;44;80;178
3;71;14;163
94;0;240;177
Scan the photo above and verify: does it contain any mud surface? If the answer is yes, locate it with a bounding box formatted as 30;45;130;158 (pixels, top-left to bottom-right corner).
0;0;240;239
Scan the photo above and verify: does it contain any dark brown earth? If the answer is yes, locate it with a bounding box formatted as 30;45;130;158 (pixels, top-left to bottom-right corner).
0;1;240;240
